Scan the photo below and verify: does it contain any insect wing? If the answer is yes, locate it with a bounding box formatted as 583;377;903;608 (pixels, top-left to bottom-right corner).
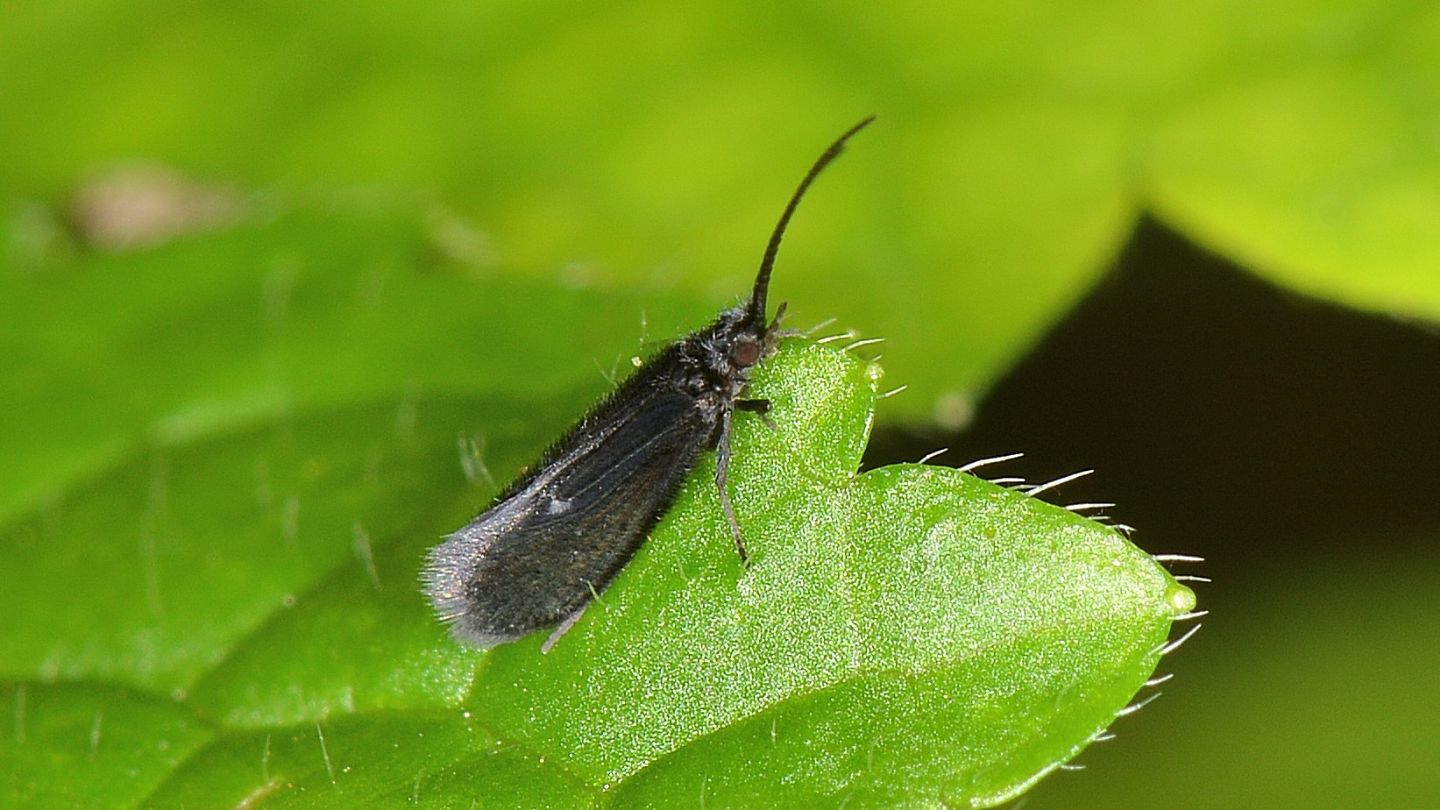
427;386;710;645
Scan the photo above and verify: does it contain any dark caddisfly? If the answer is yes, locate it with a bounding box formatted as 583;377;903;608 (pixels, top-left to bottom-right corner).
424;117;874;650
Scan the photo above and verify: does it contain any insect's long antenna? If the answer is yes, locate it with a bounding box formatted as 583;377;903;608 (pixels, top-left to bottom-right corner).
749;115;875;323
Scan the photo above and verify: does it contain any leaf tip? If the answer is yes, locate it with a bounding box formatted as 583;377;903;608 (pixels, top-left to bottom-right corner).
1163;580;1197;617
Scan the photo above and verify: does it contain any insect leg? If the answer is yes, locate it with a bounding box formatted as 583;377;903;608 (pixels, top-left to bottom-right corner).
767;301;804;338
737;397;776;430
540;601;590;654
714;407;751;565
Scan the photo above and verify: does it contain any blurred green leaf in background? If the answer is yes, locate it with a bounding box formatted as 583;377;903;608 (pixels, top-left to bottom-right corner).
3;1;1438;807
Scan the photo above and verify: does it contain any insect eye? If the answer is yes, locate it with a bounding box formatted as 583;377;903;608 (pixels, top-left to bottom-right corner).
732;339;761;368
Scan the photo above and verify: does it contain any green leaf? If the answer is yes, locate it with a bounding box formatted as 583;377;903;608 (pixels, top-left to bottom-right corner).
467;341;1194;804
4;2;1437;426
2;262;1194;806
147;713;595;809
0;683;211;808
0;207;713;525
1147;10;1440;322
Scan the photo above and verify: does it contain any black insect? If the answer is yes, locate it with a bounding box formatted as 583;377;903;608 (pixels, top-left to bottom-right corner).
424;117;874;650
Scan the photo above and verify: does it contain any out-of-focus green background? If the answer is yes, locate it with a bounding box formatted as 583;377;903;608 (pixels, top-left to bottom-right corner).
3;2;1438;807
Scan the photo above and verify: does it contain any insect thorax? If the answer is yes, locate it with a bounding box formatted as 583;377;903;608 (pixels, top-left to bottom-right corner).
672;306;768;404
